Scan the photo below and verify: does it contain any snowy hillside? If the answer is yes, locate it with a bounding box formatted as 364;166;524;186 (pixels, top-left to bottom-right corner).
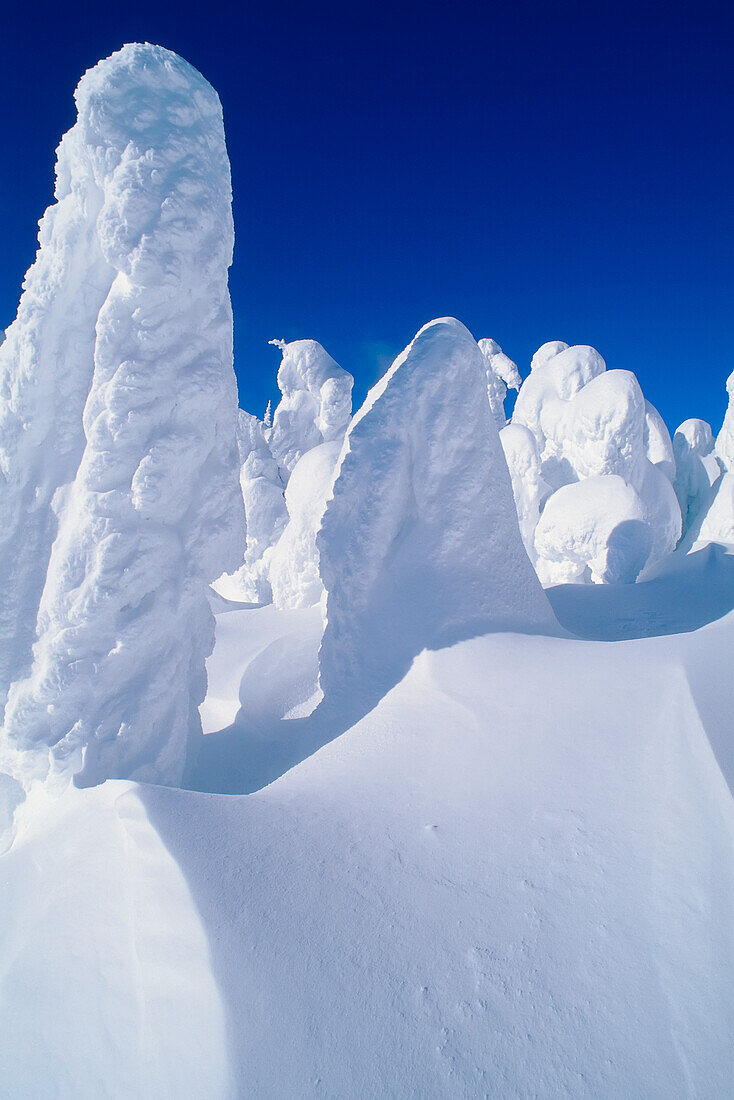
1;43;734;1100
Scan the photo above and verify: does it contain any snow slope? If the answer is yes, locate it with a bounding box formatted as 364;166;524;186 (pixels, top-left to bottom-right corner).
2;570;733;1098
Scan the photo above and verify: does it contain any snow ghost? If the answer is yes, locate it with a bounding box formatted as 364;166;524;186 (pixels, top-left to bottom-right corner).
478;337;521;428
215;340;353;605
268;339;353;477
214;410;288;603
0;44;243;794
317;318;556;717
673;419;720;537
512;344;681;584
693;370;734;548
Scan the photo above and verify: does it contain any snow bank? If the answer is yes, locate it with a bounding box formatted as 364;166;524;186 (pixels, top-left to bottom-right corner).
268;339;353;477
0;44;243;796
478;336;521;427
317;317;556;714
512;344;681;583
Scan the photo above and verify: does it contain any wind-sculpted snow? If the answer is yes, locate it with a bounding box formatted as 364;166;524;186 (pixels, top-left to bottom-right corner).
0;44;243;796
317;318;556;716
513;343;681;584
478;337;521;427
268;339;353;477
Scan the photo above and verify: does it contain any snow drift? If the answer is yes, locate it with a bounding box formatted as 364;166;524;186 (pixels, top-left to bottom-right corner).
317;317;557;717
0;44;243;798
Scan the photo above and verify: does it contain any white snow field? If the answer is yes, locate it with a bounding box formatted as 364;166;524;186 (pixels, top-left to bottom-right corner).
1;42;734;1100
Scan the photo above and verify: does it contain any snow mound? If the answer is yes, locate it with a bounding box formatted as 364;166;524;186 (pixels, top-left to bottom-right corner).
317;317;557;716
512;344;681;583
0;43;243;798
268;339;353;477
478;336;521;428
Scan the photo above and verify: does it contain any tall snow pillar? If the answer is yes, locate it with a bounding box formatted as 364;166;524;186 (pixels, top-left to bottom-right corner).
0;44;243;792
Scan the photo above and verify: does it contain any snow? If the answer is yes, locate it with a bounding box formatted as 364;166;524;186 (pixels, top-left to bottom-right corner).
478;336;521;427
673;419;718;529
267;338;353;477
499;422;549;562
0;43;243;799
1;41;734;1100
317;317;556;722
512;344;682;584
214;410;287;602
682;368;734;550
269;439;342;610
2;561;733;1097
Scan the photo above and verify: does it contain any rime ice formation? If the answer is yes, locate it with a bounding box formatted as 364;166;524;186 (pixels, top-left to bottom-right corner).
0;44;243;793
269;439;342;610
215;339;353;603
716;368;734;470
215;410;288;602
694;369;734;547
500;423;549;562
530;339;569;371
512;344;681;584
644;401;676;482
317;318;556;714
268;339;353;477
478;337;521;427
673;419;721;536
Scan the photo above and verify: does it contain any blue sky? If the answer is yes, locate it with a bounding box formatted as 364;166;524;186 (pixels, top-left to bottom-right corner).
0;0;731;432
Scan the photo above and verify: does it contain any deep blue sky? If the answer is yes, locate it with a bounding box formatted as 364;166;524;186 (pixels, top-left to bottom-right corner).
0;0;732;432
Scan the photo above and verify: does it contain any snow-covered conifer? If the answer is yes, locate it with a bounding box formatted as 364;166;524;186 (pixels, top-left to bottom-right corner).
1;44;243;790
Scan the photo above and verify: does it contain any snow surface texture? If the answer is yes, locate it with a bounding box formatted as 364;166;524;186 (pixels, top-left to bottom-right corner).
0;44;243;800
477;336;521;428
317;318;557;721
512;344;682;584
2;557;734;1098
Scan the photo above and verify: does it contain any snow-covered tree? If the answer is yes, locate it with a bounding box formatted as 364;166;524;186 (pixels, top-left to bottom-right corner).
1;44;243;792
512;343;681;584
478;337;521;428
268;339;353;477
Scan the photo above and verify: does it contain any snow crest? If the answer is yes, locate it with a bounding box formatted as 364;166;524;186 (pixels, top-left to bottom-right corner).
0;44;243;794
